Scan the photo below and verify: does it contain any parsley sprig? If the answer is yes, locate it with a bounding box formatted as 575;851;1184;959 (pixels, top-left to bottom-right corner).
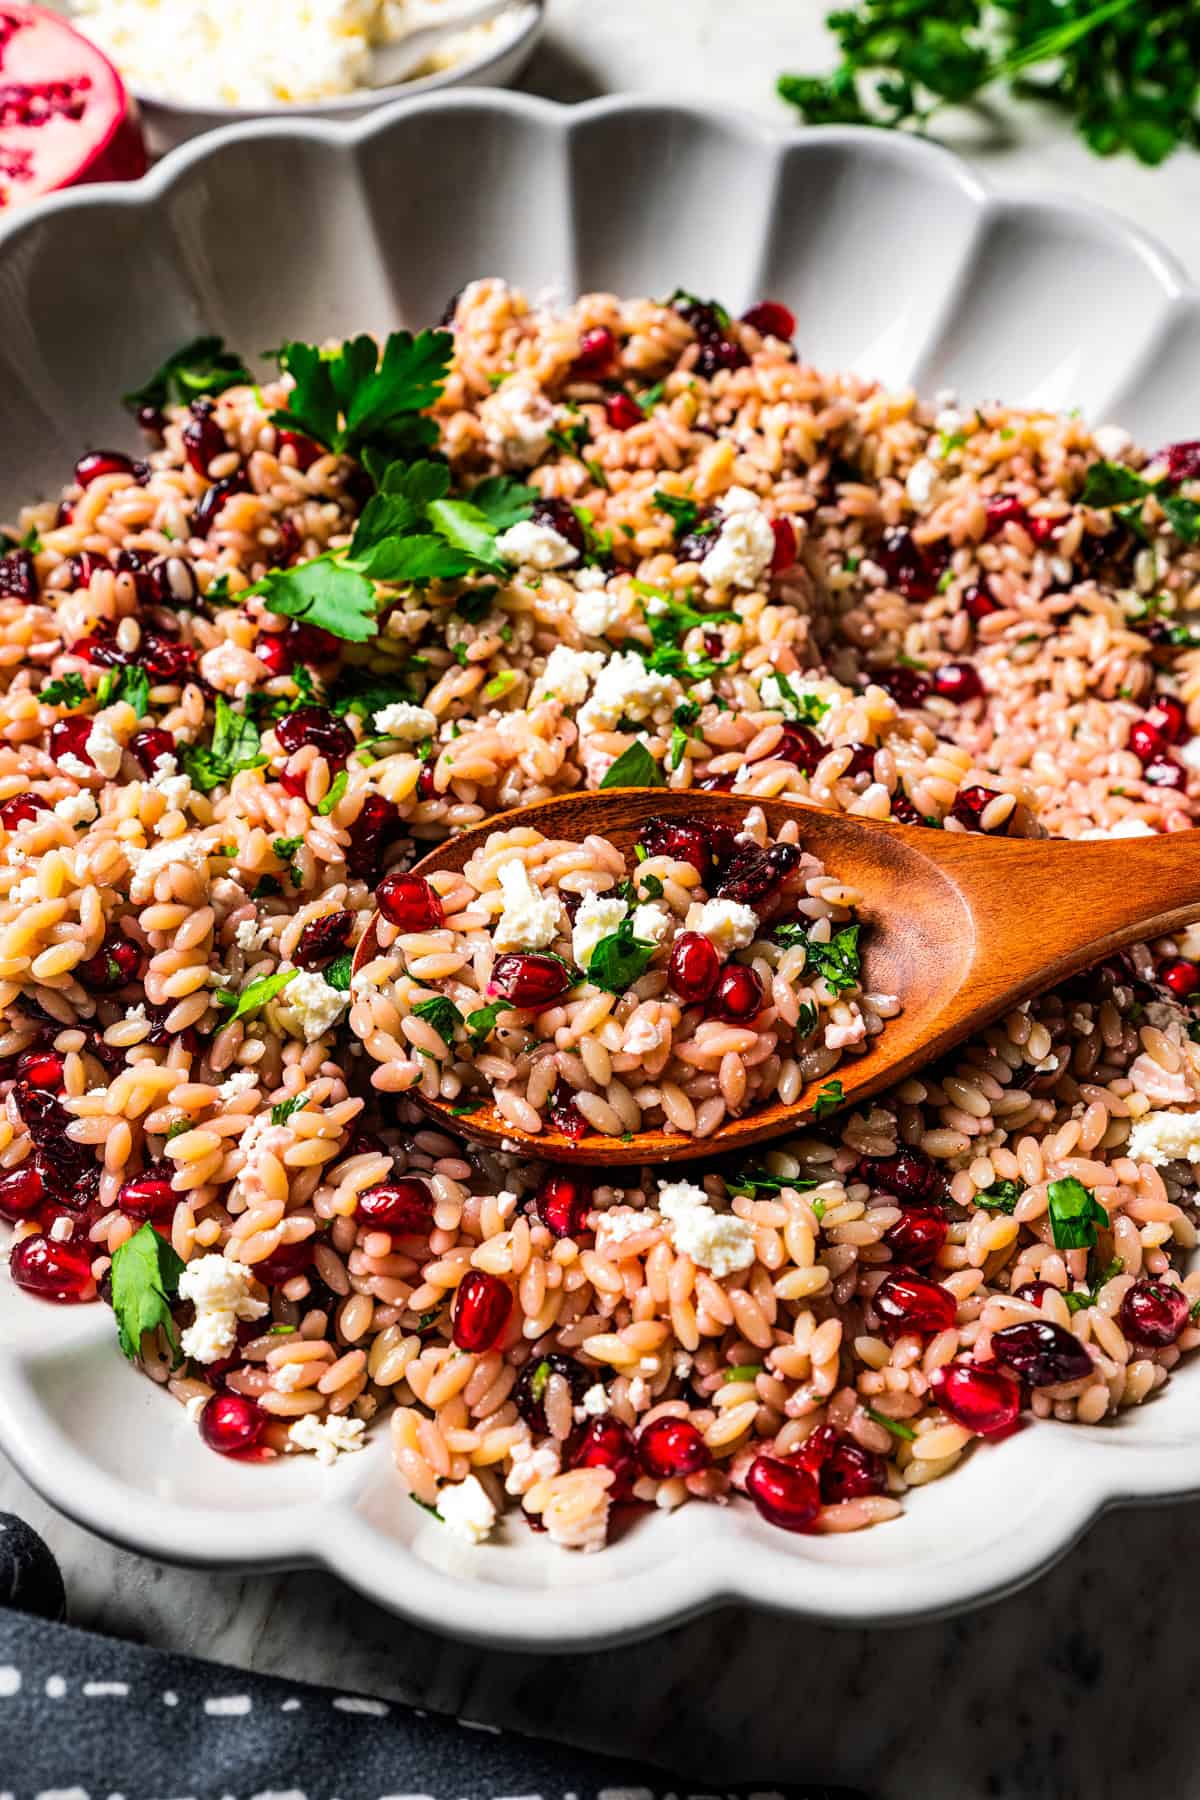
270;330;453;467
1079;458;1200;544
109;1222;185;1364
123;336;252;413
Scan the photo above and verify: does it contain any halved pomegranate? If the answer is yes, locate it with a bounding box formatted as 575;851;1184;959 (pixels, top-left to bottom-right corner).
0;7;146;212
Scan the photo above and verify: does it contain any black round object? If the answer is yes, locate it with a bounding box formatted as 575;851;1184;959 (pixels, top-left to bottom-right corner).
0;1514;66;1620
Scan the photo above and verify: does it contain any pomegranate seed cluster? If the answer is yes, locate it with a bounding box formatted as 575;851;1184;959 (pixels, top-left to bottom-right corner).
352;814;891;1140
1;277;1200;1554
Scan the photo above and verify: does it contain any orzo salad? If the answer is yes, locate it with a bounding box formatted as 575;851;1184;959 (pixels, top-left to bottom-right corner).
2;282;1200;1552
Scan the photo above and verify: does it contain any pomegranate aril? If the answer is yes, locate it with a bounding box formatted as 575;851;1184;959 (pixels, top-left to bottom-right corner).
746;1453;820;1532
874;664;932;707
983;494;1028;537
604;392;643;432
75;449;136;487
950;784;1000;831
11;1232;95;1303
117;1164;176;1220
16;1048;64;1089
356;1177;433;1234
1144;755;1185;790
963;582;1001;623
0;791;50;828
884;1206;948;1267
668;931;720;1004
1118;1278;1191;1347
0;1162;46;1222
276;705;353;765
873;1268;957;1342
490;951;572;1009
276;428;323;471
876;526;947;602
1013;1280;1055;1307
452;1269;512;1352
819;1439;885;1503
1160;957;1200;999
49;714;96;771
637;1416;711;1480
0;549;37;600
295;909;352;969
790;1422;838;1476
199;1393;265;1457
990;1319;1092;1386
773;722;823;773
530;497;587;555
890;793;924;825
1146;694;1187;743
376;871;444;932
548;1080;588;1140
769;516;797;574
1159;441;1200;483
192;470;248;535
514;1351;588;1434
571;325;616;378
251;1239;314;1287
930;1361;1021;1436
570;1414;638;1500
932;661;984;703
857;1149;945;1205
344;792;401;881
255;633;292;676
534;1170;592;1239
129;727;175;775
1129;718;1166;763
713;962;763;1022
741;300;796;341
181;402;226;475
77;930;141;992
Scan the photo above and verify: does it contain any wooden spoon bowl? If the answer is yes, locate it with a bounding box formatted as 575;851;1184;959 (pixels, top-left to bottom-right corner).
352;790;1200;1166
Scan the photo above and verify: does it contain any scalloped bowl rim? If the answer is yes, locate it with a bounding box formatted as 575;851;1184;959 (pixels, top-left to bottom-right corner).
1;92;1199;1650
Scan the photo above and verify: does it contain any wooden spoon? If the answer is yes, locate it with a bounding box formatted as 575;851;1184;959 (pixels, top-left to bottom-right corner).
352;790;1200;1166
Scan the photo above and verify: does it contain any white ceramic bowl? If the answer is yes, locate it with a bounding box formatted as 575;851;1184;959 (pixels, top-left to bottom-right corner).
2;94;1200;1650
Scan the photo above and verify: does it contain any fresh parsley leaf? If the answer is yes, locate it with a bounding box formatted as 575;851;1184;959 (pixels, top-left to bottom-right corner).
17;525;40;552
270;330;453;468
812;1078;845;1118
638;382;666;411
181;695;266;793
466;1000;508;1044
215;967;298;1023
244;555;379;644
271;1090;310;1125
668;723;690;771
317;770;349;815
412;995;464;1046
653;489;703;536
109;1222;185;1364
328;669;414;720
102;663;150;719
1047;1175;1108;1250
587;918;658;994
124;336;252;413
976;1178;1023;1214
1081;461;1150;508
638;872;665;900
40;672;89;709
1160;492;1200;543
600;741;664;789
324;951;353;991
796;1000;818;1037
272;835;305;886
725;1168;784;1197
450;1100;485;1117
865;1406;915;1441
165;1120;191;1141
547;417;591;457
802;923;862;995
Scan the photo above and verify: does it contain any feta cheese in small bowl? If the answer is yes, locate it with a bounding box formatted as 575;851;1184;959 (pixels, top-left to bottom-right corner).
60;0;544;153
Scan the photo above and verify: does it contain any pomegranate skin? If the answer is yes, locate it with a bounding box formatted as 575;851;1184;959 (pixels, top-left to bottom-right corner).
0;7;147;208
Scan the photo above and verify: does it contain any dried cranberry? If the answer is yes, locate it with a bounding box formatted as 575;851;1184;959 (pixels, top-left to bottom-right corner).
0;550;37;601
49;716;96;772
530;497;586;556
181;403;226;476
490;952;572;1009
10;1233;95;1303
697;772;734;792
963;582;1001;623
637;1416;711;1479
0;1163;47;1222
819;1439;885;1503
1161;958;1200;999
715;841;801;907
117;1164;176;1220
276;706;353;766
276;429;324;471
1144;755;1186;790
695;335;749;378
344;793;401;882
843;743;877;780
533;1170;591;1239
1159;441;1200;483
356;1177;433;1234
1119;1279;1191;1347
451;1269;512;1351
129;727;175;775
569;1415;637;1500
604;392;643;432
192;470;249;536
668;931;720;1004
251;1239;314;1287
295;909;353;969
932;661;984;703
990;1319;1092;1386
1146;695;1187;743
773;722;823;773
746;1453;820;1532
950;785;1000;831
0;792;50;828
113;548;156;605
639;816;712;874
77;931;141;993
930;1361;1021;1436
65;552;108;591
741;300;796;341
16;1049;64;1090
874;664;932;707
199;1393;265;1457
873;1268;958;1342
571;326;616;379
1129;718;1166;763
376;871;444;932
884;1207;948;1267
548;1080;588;1140
75;450;137;486
713;962;763;1022
770;517;797;574
513;1352;588;1434
857;1150;945;1206
876;526;947;603
1013;1280;1055;1307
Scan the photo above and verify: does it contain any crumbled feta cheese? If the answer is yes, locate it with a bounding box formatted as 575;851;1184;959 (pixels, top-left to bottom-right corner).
1094;423;1132;461
234;917;271;953
127;834;211;890
178;1253;268;1364
493;857;561;952
496;518;579;571
53;791;97;826
534;644;605;707
1126;1108;1200;1167
289;1413;366;1467
905;458;938;506
684;898;759;957
1080;817;1157;840
573;577;634;638
935;406;964;436
373;700;437;741
628;1376;651;1409
699;490;775;591
631;903;670;943
57;753;93;781
435;1473;497;1543
593;1205;658;1256
124;1003;147;1024
504;1437;560;1496
218;1069;258;1101
481;379;554;470
84;716;124;779
623;1012;665;1056
572;892;628;968
1180;736;1200;772
151;763;193;810
10;876;41;904
278;968;350;1041
577;651;678;734
657;1179;755;1277
580;1383;609;1416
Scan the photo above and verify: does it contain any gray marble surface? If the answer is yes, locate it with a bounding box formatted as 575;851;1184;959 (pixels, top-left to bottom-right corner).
5;5;1200;1796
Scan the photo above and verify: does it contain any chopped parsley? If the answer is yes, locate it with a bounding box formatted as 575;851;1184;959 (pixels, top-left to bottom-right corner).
724;1364;764;1382
975;1178;1023;1214
109;1221;185;1365
668;723;690;770
865;1407;915;1441
411;995;464;1046
316;770;348;815
812;1078;845;1118
271;1090;310;1125
123;335;252;413
587;918;659;994
214;966;298;1024
1047;1175;1108;1250
96;663;150;718
774;922;861;994
1080;458;1200;544
547;415;590;457
324;951;354;992
181;695;267;793
40;672;90;710
271;835;305;886
268;329;453;468
466;1000;508;1043
599;741;664;789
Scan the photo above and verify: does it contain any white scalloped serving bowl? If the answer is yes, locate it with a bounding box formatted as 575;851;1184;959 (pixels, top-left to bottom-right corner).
2;95;1200;1650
